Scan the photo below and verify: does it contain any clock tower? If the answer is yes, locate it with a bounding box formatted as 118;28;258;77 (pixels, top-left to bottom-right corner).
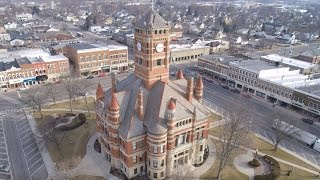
134;9;170;90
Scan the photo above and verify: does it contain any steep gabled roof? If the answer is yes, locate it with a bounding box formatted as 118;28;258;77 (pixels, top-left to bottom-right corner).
136;10;169;29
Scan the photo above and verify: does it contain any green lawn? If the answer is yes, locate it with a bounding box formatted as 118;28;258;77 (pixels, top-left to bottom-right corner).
277;162;318;180
200;139;249;180
43;112;96;171
45;97;95;111
204;128;319;180
209;127;319;172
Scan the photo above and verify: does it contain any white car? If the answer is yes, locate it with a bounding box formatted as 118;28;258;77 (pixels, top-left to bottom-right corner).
18;86;29;91
0;164;9;172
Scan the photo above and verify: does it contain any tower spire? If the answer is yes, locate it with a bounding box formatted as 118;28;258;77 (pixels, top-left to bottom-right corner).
151;0;154;11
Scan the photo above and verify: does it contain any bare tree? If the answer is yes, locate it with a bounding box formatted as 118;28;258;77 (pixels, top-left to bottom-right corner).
216;109;251;180
46;83;57;104
23;87;47;119
35;117;69;157
76;79;91;116
62;77;77;112
266;113;299;151
172;163;191;180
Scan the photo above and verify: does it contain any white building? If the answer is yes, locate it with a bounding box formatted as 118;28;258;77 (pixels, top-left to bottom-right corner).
261;54;320;74
16;13;33;21
4;22;17;30
198;55;320;116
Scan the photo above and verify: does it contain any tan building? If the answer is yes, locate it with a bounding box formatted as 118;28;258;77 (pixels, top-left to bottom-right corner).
95;10;210;179
296;50;320;64
170;44;210;64
64;43;128;77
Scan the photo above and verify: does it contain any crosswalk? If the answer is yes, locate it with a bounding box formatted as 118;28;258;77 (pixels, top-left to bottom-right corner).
0;108;31;116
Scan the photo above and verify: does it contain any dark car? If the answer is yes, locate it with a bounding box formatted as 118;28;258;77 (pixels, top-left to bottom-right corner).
86;76;94;79
302;118;314;125
230;89;241;94
207;79;214;83
222;85;229;90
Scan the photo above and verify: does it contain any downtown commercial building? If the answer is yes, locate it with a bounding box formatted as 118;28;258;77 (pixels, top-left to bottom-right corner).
198;54;320;117
63;43;129;77
0;48;69;89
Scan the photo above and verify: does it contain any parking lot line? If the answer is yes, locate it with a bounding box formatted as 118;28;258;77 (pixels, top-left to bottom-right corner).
25;146;38;156
30;164;44;176
29;158;42;169
14;121;32;180
24;141;36;150
18;122;29;130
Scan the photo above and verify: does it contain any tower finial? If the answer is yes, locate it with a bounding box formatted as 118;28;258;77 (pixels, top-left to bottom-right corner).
151;0;154;11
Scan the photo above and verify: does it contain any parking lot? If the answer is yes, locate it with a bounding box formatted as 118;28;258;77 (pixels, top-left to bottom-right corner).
0;117;11;179
3;112;47;180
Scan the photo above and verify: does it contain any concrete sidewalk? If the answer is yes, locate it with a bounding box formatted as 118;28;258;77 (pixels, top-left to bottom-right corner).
234;151;254;180
189;138;216;180
65;133;119;179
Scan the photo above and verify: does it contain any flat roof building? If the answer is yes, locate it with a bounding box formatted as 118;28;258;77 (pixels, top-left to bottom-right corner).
261;54;320;74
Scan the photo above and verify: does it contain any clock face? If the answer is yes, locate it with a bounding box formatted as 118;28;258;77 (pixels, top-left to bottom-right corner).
156;43;164;53
136;42;142;51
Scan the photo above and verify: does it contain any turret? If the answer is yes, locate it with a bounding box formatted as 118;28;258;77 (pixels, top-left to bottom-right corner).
194;76;204;103
108;91;120;124
96;82;104;101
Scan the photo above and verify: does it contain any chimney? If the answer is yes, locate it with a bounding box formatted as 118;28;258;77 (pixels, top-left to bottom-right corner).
186;77;194;102
176;69;184;80
194;76;204;103
111;72;116;92
136;86;144;120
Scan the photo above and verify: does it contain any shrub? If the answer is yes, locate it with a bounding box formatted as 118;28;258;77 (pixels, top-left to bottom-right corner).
57;113;87;131
254;155;280;180
78;113;86;122
248;159;261;167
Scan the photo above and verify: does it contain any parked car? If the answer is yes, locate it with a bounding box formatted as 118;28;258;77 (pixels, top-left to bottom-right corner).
171;72;176;76
207;79;214;83
230;89;241;94
0;165;9;172
242;93;251;98
18;86;29;91
302;118;314;125
86;76;94;79
222;85;229;90
98;73;106;77
76;92;88;96
0;88;7;92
